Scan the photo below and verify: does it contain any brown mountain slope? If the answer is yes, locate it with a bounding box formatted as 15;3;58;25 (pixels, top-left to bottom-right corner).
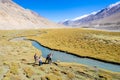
0;0;64;29
91;12;120;24
90;12;120;30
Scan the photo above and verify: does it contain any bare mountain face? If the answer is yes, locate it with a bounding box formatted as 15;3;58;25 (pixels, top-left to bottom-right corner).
60;1;120;30
0;0;63;29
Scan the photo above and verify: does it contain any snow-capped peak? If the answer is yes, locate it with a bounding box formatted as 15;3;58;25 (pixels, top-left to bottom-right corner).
59;19;70;23
72;11;98;21
63;19;69;22
91;11;98;15
72;14;89;21
108;1;120;9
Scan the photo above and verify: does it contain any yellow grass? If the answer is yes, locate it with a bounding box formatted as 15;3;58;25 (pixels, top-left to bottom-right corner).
45;74;62;80
23;67;34;78
29;28;120;63
0;29;120;80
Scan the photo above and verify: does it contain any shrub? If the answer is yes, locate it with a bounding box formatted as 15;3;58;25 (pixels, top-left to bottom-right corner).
9;62;19;75
23;67;34;78
67;72;75;79
45;74;62;80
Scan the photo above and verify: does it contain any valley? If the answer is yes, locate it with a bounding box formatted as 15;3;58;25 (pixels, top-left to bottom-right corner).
0;0;120;80
29;28;120;64
0;29;120;80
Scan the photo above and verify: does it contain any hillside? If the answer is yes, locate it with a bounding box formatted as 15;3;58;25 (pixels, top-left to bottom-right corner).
90;12;120;30
60;1;120;30
0;0;64;30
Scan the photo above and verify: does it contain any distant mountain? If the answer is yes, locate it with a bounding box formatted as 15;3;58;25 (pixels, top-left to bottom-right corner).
59;1;120;30
0;0;64;30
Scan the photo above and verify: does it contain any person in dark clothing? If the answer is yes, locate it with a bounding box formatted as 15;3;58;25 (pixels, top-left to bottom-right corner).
45;53;53;64
34;53;38;64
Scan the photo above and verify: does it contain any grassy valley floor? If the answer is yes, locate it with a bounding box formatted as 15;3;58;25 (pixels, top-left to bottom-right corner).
29;28;120;64
0;29;120;80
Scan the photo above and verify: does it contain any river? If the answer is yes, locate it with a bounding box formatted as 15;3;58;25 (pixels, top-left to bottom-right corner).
10;37;120;72
32;41;120;72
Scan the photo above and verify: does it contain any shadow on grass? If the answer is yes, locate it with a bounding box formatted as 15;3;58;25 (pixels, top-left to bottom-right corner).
26;62;49;67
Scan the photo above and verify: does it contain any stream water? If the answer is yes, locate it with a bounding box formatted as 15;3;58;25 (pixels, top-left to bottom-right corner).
32;41;120;72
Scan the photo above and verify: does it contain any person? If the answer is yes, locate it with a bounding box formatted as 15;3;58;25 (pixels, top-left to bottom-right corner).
38;56;42;66
34;53;38;64
45;53;53;64
45;53;50;63
48;53;53;64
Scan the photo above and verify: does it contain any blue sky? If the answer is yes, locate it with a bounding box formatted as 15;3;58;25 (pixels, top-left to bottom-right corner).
13;0;120;22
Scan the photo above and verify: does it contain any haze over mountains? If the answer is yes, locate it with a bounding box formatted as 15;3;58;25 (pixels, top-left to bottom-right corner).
0;0;64;30
60;1;120;30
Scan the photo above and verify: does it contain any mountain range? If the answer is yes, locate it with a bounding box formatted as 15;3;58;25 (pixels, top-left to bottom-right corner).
59;1;120;30
0;0;120;30
0;0;64;30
